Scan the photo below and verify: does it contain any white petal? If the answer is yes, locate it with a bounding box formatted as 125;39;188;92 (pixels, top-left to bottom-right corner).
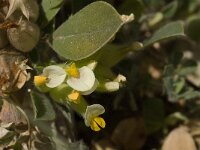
87;61;97;71
43;65;66;88
105;82;119;92
67;66;95;92
84;104;105;127
81;79;99;95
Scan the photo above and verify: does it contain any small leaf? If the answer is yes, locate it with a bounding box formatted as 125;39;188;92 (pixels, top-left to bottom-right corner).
174;78;185;94
178;90;200;100
177;60;197;76
52;1;132;60
162;1;178;19
186;16;200;42
31;92;56;120
144;21;185;47
39;0;64;28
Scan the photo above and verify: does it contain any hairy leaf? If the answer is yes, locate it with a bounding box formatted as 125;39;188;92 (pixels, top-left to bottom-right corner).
52;1;133;60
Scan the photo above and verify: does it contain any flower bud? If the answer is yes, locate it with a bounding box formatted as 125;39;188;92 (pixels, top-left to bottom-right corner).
7;20;40;52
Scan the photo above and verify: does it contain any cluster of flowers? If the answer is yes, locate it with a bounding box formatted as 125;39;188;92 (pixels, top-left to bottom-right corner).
34;62;126;131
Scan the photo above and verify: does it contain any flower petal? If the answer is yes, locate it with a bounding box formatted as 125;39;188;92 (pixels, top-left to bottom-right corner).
87;61;97;71
84;104;105;127
94;117;106;128
67;66;95;92
81;79;98;95
90;120;101;131
43;65;66;88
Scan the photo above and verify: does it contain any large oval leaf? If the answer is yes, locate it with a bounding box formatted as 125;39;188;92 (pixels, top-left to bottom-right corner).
52;1;129;60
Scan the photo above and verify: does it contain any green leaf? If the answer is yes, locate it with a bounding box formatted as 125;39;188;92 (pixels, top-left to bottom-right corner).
178;89;200;100
186;16;200;42
162;1;178;19
144;21;185;47
31;92;56;120
77;42;142;71
52;1;132;60
97;44;140;68
177;60;197;76
39;0;64;28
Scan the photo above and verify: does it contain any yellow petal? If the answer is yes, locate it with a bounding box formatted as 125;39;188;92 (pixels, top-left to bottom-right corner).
67;91;80;103
94;117;106;128
90;120;101;131
34;76;47;86
66;63;80;78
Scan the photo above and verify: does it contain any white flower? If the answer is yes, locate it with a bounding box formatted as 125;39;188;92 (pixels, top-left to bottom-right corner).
81;79;99;95
66;63;97;93
34;65;66;88
84;104;106;131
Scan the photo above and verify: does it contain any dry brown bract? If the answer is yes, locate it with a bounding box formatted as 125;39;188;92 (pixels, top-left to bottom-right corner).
0;47;30;97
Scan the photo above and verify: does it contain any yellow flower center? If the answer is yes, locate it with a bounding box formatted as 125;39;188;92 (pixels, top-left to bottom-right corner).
90;117;106;131
66;63;80;78
34;76;47;86
68;91;80;103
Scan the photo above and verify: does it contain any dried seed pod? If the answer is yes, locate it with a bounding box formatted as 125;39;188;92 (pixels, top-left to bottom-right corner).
23;0;39;22
0;47;30;97
0;30;8;49
7;20;40;52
